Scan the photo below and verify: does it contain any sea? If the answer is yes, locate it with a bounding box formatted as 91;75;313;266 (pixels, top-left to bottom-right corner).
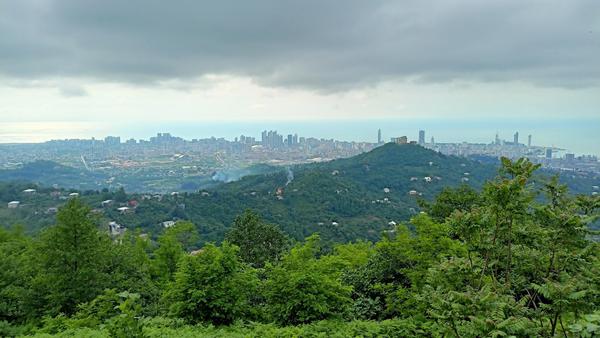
0;117;598;157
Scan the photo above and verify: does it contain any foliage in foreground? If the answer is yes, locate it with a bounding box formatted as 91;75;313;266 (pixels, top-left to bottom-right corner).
1;157;599;337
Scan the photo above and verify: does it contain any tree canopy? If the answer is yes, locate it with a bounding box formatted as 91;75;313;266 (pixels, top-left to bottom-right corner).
0;157;599;337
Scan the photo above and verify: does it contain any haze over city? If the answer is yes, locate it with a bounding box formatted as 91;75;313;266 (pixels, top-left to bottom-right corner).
1;0;599;155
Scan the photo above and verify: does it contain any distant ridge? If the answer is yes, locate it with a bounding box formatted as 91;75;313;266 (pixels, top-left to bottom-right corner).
2;144;597;243
175;143;497;242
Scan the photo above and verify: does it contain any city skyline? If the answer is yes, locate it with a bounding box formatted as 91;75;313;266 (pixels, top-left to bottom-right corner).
1;118;599;157
3;126;598;182
3;125;593;160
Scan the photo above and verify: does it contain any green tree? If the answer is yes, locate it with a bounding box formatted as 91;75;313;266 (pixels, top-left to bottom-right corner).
0;226;35;323
264;234;352;325
419;184;480;222
35;199;110;316
166;242;258;325
106;291;145;338
479;157;539;287
153;221;199;282
225;210;289;268
106;231;159;316
114;187;128;203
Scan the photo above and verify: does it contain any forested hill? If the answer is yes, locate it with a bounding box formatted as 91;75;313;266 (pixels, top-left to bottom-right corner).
0;144;489;241
190;143;496;242
1;144;599;244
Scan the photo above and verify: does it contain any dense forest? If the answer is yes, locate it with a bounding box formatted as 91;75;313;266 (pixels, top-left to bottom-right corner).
1;157;599;337
1;144;598;246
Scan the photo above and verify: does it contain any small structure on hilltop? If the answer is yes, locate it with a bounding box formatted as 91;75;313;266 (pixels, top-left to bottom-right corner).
117;206;132;214
390;136;408;144
101;200;114;208
109;221;126;236
190;249;204;256
162;220;176;228
69;192;80;198
8;201;20;209
22;189;37;194
276;187;284;200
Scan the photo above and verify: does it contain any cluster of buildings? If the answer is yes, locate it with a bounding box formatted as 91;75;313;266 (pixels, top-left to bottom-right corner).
393;129;598;173
260;130;299;148
1;127;598;193
379;128;599;175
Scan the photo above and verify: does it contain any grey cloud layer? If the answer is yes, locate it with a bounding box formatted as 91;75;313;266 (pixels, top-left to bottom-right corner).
0;0;598;90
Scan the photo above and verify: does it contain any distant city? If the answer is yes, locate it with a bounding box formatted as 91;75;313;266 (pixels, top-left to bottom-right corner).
394;129;599;174
0;128;598;179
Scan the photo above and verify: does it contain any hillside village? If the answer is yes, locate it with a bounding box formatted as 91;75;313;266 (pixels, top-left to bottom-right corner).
2;144;599;245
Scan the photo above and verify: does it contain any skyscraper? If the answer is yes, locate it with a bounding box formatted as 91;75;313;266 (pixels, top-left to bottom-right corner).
528;134;532;147
261;130;267;146
418;130;425;145
514;131;519;145
104;136;121;146
377;129;382;144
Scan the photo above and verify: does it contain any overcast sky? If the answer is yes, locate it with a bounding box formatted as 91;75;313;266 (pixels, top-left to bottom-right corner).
0;0;599;126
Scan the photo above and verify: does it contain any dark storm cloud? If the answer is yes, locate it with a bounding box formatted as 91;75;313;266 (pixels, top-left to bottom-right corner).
0;0;598;90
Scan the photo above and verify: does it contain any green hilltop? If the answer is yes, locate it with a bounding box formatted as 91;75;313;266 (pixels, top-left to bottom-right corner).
1;144;499;242
1;143;598;243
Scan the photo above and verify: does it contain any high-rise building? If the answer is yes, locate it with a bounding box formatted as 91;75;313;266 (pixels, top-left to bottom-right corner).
528;135;532;147
495;132;500;145
104;136;121;146
418;130;425;145
431;137;435;145
287;134;293;146
513;131;519;145
261;130;267;146
565;153;575;162
546;148;553;159
378;129;382;144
